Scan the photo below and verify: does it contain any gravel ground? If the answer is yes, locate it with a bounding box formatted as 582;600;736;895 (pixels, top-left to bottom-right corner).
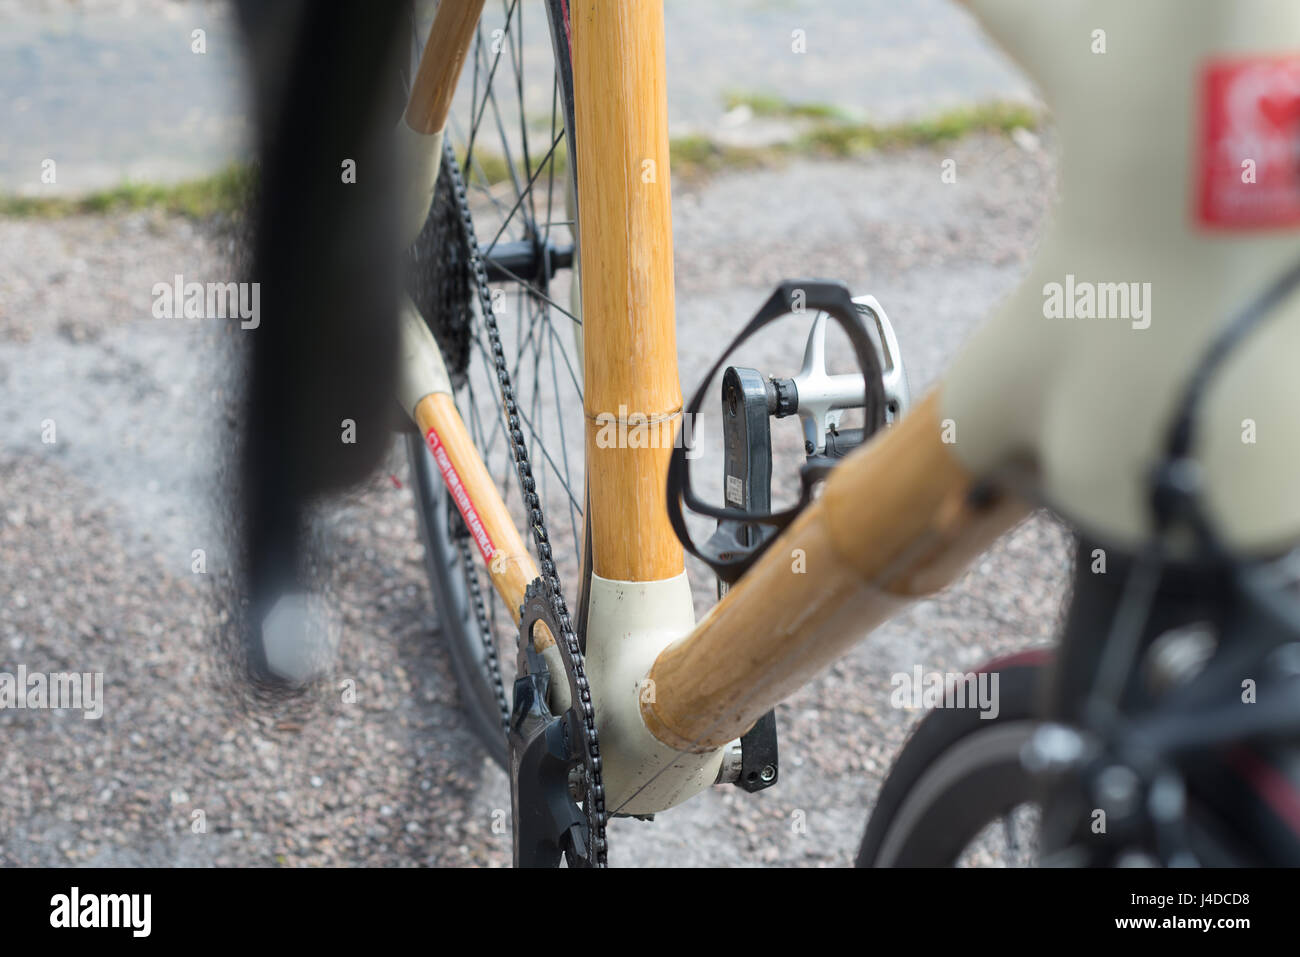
0;130;1070;867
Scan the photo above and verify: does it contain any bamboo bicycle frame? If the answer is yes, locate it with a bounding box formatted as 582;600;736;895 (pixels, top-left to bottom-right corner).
399;0;1028;814
398;0;1300;826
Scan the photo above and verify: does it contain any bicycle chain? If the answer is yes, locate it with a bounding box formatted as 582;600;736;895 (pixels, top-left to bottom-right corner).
443;139;608;867
452;520;511;733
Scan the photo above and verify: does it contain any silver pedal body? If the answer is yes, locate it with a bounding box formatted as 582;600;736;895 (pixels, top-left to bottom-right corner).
792;294;910;455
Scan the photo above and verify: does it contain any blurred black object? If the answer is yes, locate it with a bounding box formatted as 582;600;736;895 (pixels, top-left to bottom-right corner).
232;1;408;681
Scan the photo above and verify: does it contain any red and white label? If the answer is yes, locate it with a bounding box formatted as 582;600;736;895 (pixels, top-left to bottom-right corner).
1198;55;1300;228
425;427;497;566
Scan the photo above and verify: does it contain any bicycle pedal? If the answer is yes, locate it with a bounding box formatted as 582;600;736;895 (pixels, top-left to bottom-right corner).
792;294;910;456
668;280;909;586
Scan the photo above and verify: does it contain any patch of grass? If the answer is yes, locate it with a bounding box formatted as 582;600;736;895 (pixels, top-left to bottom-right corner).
0;163;256;220
460;149;515;188
723;90;848;122
671;101;1040;180
668;135;773;180
798;101;1039;157
464;101;1040;186
0;101;1040;217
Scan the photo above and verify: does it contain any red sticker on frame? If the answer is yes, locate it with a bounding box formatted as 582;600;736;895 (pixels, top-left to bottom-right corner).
425;426;497;566
1198;55;1300;228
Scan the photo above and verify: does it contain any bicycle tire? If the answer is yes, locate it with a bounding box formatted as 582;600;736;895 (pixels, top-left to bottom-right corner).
857;657;1047;866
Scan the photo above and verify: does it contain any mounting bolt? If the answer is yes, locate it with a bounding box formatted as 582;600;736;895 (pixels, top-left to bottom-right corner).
759;764;777;783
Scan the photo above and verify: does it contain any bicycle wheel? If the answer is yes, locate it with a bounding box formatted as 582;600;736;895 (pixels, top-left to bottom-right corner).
404;0;586;770
857;658;1048;867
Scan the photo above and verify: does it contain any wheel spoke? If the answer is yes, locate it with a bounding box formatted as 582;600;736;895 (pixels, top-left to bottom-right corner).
478;129;566;262
544;318;583;400
464;0;519;173
548;316;582;547
485;259;581;325
416;4;584;739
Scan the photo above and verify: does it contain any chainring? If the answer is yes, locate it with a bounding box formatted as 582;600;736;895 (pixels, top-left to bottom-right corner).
512;579;607;867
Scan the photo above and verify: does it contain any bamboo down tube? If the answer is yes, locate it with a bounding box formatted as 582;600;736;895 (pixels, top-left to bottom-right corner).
641;391;1030;752
572;0;685;582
